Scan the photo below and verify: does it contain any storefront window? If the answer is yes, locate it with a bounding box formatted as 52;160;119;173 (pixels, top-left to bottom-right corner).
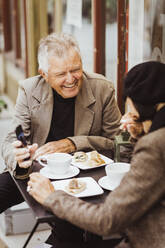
128;0;165;69
145;0;165;62
105;0;118;88
47;0;55;34
0;1;4;51
0;0;27;72
62;0;93;73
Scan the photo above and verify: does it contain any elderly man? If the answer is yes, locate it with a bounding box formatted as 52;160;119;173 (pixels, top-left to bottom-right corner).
0;33;121;247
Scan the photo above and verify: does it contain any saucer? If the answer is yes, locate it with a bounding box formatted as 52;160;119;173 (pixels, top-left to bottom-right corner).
98;176;119;191
40;166;80;179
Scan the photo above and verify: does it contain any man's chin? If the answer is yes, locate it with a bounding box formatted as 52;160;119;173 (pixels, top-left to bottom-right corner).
62;93;77;99
61;88;79;98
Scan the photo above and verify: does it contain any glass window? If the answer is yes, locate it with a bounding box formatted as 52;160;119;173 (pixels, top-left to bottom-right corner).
19;0;26;65
145;0;165;62
62;0;93;73
47;0;55;34
128;0;165;69
0;1;4;51
1;0;27;73
105;0;118;89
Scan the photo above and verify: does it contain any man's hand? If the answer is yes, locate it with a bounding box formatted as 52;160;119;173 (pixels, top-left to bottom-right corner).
33;138;76;160
28;173;55;204
120;112;143;139
13;141;38;168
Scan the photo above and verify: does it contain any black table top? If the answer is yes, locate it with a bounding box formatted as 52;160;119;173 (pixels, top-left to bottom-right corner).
13;151;112;224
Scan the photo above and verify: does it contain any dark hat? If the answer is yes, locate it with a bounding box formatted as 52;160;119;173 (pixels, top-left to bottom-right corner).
123;61;165;105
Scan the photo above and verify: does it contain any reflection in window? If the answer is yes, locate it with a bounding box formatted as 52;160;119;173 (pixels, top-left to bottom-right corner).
62;0;93;73
47;0;55;34
129;0;165;69
105;0;117;89
0;1;3;51
0;0;27;73
149;0;165;62
19;0;25;63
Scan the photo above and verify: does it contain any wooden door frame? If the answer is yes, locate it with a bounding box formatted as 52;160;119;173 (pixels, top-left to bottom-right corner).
92;0;128;113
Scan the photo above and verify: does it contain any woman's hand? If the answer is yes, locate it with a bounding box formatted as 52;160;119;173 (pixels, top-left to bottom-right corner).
28;173;55;204
120;112;143;139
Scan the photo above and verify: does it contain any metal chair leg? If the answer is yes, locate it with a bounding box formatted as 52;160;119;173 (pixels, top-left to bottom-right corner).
23;222;39;248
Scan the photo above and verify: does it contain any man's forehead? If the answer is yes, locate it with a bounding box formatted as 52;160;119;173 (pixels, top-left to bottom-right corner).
49;48;80;61
48;53;82;71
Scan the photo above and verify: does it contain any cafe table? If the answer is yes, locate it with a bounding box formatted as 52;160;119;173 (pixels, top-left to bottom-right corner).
12;150;113;248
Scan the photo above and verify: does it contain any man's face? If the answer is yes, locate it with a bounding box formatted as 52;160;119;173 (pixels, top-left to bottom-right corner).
42;49;83;98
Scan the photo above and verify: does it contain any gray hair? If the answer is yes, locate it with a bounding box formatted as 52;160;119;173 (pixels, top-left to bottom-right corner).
38;33;81;74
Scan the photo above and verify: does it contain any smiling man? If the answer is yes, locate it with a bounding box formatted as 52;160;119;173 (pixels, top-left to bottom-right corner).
41;48;83;99
1;33;121;248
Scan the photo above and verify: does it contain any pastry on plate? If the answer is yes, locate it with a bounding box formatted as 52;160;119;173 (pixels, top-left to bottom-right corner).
86;151;105;167
73;151;88;162
65;178;86;194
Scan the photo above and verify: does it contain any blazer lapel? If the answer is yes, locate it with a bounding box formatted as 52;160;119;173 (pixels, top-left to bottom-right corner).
31;78;53;146
75;74;96;135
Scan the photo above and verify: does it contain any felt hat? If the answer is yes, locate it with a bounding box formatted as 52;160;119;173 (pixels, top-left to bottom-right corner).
123;61;165;105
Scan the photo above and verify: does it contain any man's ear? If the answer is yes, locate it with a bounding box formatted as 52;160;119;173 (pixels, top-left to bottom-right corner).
39;69;48;82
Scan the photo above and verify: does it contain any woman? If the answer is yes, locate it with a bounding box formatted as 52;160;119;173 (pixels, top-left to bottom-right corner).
28;61;165;248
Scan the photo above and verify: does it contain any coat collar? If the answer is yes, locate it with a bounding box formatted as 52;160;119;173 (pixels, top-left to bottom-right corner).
31;76;53;146
31;73;96;107
76;72;96;107
32;76;53;103
74;73;96;135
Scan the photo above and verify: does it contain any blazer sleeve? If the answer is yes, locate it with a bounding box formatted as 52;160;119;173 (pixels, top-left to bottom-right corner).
1;84;31;172
68;84;121;151
43;132;165;236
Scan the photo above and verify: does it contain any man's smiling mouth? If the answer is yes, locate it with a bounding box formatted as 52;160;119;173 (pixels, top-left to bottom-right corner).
63;81;78;88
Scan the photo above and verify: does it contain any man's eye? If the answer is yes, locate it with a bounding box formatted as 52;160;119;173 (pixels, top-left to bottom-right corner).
71;68;80;73
56;73;66;77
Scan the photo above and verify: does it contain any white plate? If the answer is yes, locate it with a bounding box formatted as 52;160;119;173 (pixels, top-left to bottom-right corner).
52;177;104;197
71;152;113;170
98;176;119;191
40;166;80;180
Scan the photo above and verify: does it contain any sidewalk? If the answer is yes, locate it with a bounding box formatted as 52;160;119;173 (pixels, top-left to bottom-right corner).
0;228;51;248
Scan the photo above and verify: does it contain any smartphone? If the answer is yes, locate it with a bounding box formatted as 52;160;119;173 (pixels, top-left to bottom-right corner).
15;125;27;147
14;125;31;178
15;125;30;161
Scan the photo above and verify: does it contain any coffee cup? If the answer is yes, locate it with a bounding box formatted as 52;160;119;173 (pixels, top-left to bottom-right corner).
105;162;130;188
38;153;72;175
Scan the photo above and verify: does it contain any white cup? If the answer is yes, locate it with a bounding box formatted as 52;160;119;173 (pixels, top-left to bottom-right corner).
38;153;72;175
105;162;130;188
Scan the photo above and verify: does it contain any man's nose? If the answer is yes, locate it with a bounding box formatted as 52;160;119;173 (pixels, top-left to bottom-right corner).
66;72;74;83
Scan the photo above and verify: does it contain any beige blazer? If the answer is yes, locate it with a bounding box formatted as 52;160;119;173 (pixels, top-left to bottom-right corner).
1;71;121;171
44;128;165;248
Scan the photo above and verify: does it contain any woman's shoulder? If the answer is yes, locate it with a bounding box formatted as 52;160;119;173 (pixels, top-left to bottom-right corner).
135;127;165;152
131;128;165;170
